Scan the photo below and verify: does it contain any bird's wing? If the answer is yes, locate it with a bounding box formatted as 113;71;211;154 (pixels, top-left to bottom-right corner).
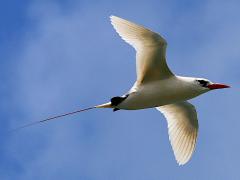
110;15;174;84
156;101;198;165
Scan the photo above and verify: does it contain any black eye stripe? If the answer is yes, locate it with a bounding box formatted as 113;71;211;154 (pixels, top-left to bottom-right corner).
197;80;209;87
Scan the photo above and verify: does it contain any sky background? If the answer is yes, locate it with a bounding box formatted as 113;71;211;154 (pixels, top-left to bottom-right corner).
0;0;239;179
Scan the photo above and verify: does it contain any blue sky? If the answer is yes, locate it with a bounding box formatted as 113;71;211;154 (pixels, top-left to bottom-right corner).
0;0;239;179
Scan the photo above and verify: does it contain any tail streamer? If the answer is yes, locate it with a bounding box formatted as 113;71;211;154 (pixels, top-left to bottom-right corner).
10;106;96;132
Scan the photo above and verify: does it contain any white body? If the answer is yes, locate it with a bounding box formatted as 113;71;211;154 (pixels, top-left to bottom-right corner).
118;76;207;110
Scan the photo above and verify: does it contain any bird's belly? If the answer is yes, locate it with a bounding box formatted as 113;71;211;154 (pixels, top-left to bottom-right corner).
118;92;175;110
117;81;199;110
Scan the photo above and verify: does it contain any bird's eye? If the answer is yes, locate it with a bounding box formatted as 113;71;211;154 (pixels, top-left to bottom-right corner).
197;80;209;87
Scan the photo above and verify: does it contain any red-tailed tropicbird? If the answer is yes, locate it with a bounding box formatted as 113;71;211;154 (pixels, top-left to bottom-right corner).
14;16;230;165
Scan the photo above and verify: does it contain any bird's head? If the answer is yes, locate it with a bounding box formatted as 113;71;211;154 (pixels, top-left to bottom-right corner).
195;78;230;92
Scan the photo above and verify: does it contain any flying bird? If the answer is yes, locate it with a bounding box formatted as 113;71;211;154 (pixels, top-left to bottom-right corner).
14;16;230;165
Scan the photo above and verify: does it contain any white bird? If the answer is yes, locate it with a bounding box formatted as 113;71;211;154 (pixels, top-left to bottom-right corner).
14;15;230;165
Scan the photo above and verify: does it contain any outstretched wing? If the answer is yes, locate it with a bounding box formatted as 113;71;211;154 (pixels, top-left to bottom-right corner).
156;101;199;165
110;15;174;84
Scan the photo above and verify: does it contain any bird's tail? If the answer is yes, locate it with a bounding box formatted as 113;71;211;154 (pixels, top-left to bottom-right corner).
10;102;112;132
95;102;112;108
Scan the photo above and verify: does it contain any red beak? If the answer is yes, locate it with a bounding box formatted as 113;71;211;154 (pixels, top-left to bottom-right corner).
207;83;230;90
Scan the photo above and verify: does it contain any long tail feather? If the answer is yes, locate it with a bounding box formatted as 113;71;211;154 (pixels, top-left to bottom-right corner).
10;106;96;132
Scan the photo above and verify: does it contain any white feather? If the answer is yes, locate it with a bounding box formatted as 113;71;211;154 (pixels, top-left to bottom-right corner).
156;101;198;165
110;15;173;84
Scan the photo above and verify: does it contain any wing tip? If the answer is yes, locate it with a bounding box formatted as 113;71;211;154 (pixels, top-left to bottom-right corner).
174;151;190;166
174;142;196;166
176;156;190;166
173;137;196;166
110;15;116;18
109;15;132;27
109;15;120;28
109;15;114;20
110;15;119;22
175;153;191;165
